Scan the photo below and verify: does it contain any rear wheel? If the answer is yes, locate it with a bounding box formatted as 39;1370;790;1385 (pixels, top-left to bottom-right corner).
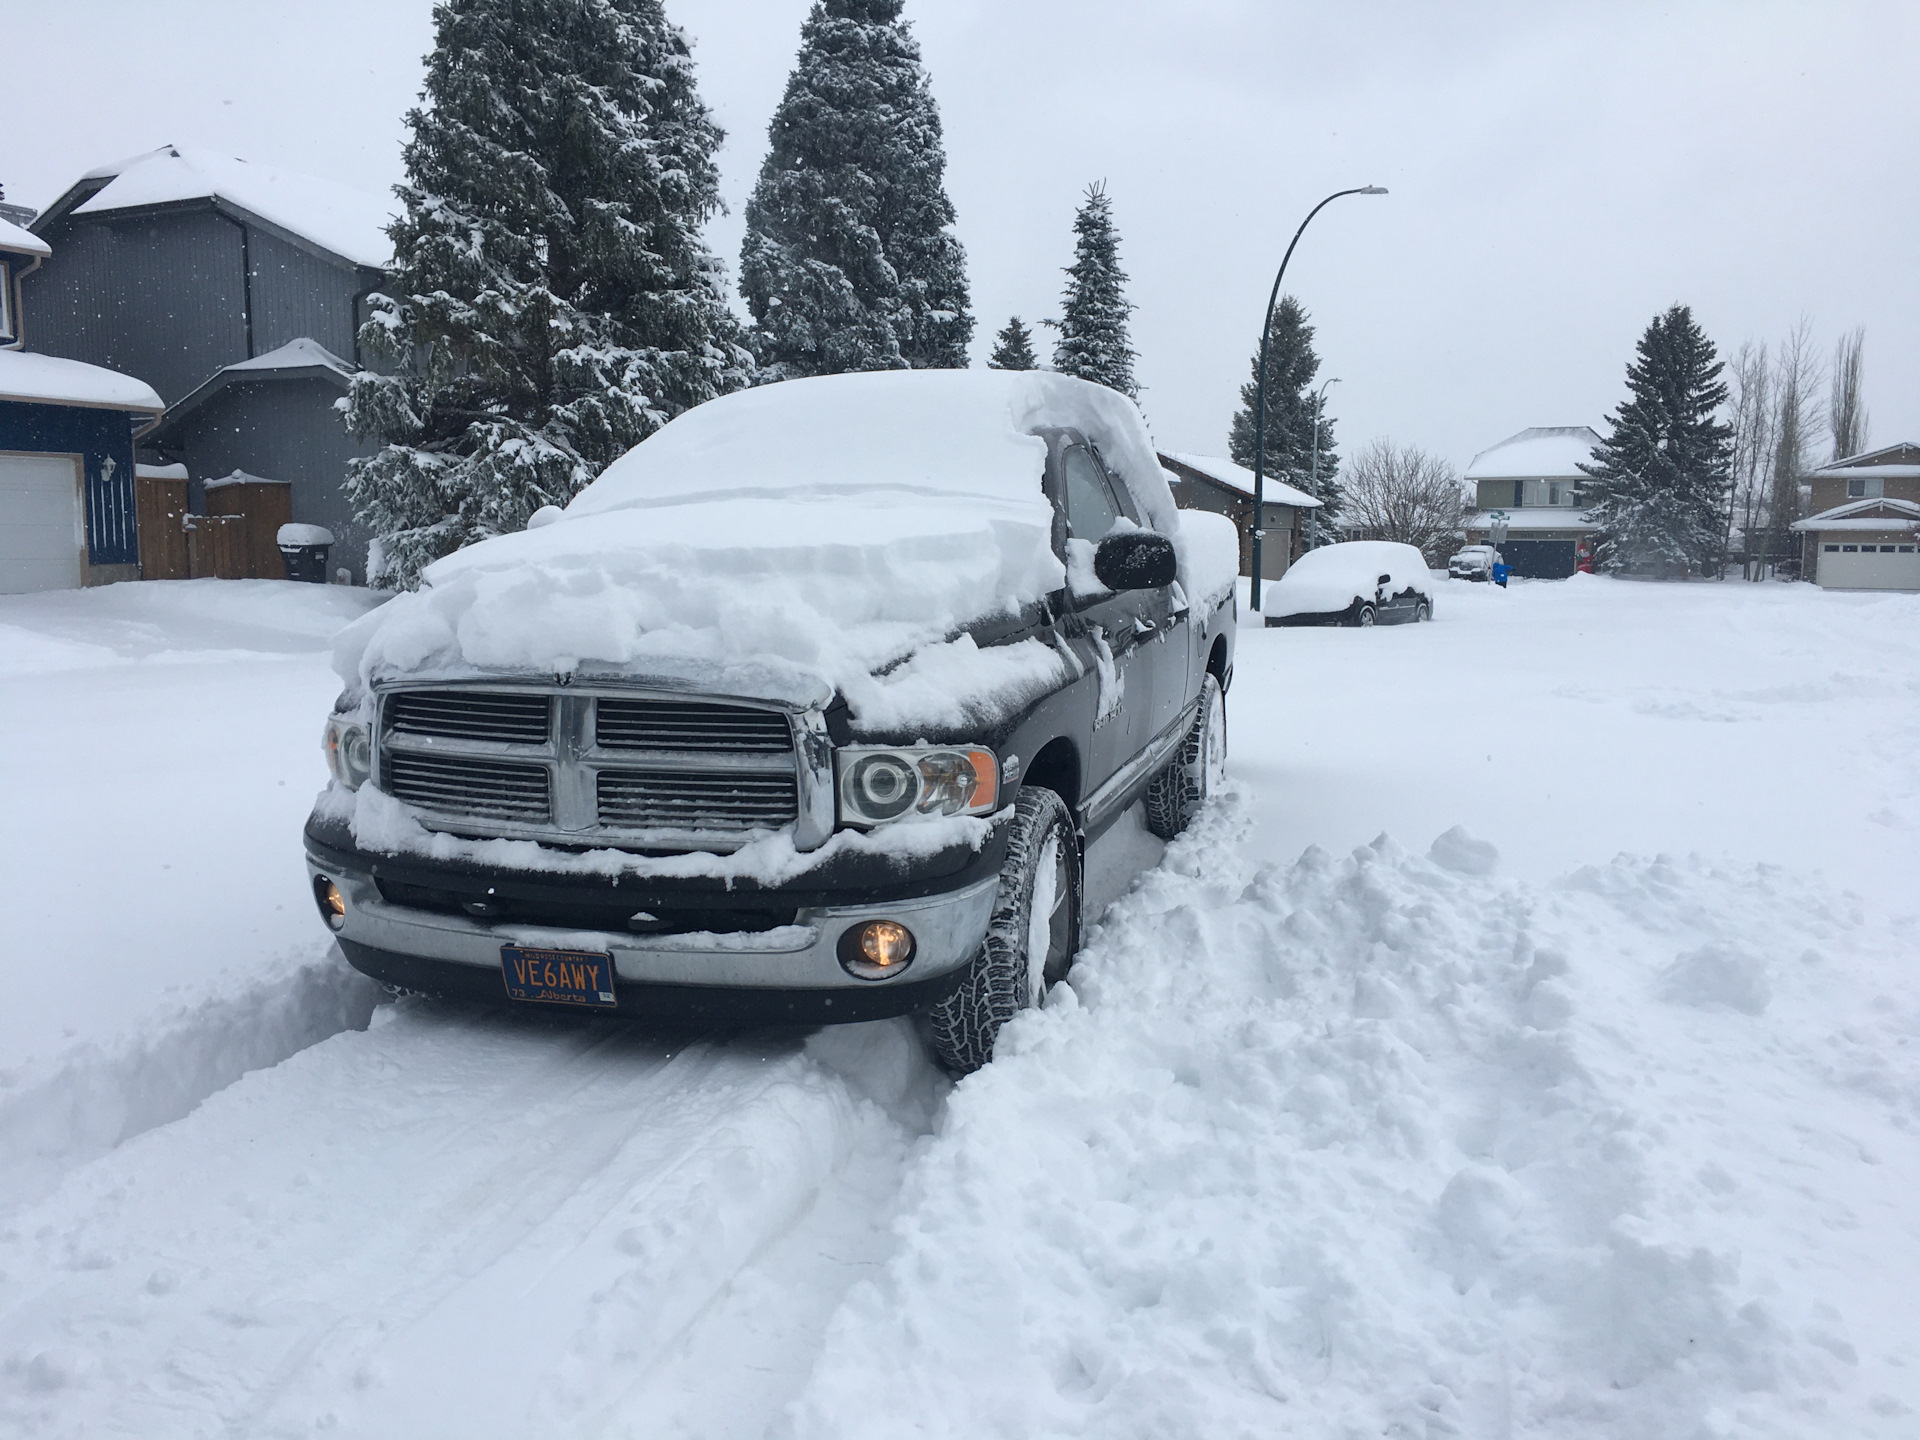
1145;672;1225;840
926;787;1081;1075
1414;600;1431;622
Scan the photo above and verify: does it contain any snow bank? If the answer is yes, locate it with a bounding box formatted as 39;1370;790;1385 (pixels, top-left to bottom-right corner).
789;791;1920;1437
1263;538;1430;616
339;371;1181;730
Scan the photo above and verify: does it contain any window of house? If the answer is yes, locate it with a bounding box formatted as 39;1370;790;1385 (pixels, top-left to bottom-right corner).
0;258;13;344
1824;544;1839;552
1512;480;1524;507
1899;545;1915;553
1842;544;1859;552
1881;545;1898;553
1846;477;1884;499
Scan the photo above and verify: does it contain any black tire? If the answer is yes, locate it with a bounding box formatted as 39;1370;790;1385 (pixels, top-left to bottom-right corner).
926;787;1081;1075
1144;672;1226;841
1356;603;1376;628
1414;600;1431;622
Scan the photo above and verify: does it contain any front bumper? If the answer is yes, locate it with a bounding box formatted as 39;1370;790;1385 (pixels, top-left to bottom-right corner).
306;847;999;1026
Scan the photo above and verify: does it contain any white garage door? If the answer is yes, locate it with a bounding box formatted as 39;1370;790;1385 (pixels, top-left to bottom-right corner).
0;453;85;595
1818;540;1920;592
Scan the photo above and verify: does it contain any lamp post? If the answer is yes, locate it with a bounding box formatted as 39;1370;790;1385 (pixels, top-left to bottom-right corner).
1306;376;1339;555
1249;185;1386;613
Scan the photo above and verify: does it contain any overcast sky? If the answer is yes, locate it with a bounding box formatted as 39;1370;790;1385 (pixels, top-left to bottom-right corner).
9;0;1916;471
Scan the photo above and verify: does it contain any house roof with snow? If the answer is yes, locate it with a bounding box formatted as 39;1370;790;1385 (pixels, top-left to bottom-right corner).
1809;442;1920;481
0;348;164;414
146;338;354;440
1157;450;1322;509
0;214;50;260
1464;426;1602;480
1790;497;1920;532
36;146;394;272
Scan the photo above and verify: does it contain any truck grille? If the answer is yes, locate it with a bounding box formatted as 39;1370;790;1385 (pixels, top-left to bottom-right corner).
383;751;552;822
374;685;811;848
596;769;798;831
596;698;792;753
388;690;550;744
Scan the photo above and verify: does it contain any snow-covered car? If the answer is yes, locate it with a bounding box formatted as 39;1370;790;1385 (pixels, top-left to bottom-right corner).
1263;540;1435;627
1448;544;1501;581
304;371;1238;1073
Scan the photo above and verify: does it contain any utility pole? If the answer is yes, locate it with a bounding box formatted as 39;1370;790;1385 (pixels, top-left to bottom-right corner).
1249;186;1386;612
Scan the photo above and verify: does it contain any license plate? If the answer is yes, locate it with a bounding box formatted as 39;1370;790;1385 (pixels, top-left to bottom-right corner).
500;945;618;1008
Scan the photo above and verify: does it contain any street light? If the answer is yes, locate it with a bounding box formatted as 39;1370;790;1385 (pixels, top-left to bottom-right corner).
1249;185;1387;614
1307;376;1340;555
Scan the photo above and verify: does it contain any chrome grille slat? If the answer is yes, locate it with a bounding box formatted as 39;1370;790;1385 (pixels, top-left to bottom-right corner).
388;690;551;744
597;770;798;831
383;752;552;822
596;699;792;753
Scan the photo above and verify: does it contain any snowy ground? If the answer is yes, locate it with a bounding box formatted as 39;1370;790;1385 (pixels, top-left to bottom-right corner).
1;575;1917;1437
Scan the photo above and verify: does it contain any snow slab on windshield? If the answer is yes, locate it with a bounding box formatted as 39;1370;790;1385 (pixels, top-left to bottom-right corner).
337;371;1188;731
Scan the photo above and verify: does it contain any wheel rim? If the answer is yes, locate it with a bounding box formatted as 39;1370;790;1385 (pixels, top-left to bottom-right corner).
1359;606;1375;627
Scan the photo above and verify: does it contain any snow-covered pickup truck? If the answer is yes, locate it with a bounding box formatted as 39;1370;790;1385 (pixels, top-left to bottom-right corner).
304;371;1238;1071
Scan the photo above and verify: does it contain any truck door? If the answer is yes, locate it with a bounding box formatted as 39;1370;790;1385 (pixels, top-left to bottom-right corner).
1094;445;1193;745
1056;443;1158;794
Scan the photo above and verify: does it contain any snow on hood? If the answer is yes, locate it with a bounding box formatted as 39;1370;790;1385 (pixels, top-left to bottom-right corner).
337;370;1178;730
1263;540;1432;617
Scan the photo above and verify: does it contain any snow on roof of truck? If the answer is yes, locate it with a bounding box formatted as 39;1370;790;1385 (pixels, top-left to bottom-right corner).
339;371;1184;729
67;146;393;270
1465;426;1602;480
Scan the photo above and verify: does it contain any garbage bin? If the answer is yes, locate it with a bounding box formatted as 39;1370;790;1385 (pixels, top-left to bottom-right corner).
277;523;336;583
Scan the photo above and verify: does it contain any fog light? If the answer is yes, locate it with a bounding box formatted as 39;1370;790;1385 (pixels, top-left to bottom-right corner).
313;875;347;932
837;919;916;980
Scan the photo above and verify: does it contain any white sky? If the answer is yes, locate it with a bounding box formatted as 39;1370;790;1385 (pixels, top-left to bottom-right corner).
8;0;1916;471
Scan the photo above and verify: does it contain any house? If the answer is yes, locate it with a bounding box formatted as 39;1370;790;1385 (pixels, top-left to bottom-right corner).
0;216;165;594
1156;450;1321;578
1790;444;1920;591
1461;426;1600;578
24;146;393;582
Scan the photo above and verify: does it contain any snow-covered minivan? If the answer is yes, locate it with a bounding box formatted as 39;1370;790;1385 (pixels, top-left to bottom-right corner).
305;371;1237;1071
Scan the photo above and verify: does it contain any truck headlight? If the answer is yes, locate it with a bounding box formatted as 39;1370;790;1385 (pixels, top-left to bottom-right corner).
324;717;373;790
836;746;999;828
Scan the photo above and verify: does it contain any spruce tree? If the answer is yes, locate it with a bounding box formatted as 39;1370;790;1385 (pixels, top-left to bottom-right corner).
344;0;750;588
1227;295;1339;520
740;0;972;380
1051;184;1137;398
1579;304;1733;576
988;315;1038;371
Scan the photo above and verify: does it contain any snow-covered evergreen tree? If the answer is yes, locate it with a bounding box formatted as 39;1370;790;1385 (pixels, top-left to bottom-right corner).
344;0;750;588
1579;304;1732;576
740;0;971;380
1051;184;1137;399
988;316;1038;371
1227;295;1339;520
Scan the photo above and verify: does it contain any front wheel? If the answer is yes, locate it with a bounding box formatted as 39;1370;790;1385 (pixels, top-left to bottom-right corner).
1356;603;1377;627
926;787;1081;1075
1145;672;1226;840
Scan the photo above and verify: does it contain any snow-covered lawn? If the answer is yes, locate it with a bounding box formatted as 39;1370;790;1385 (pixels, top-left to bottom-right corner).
1;575;1916;1437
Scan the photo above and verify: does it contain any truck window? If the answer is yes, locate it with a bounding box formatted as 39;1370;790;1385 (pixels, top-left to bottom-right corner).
1061;446;1122;540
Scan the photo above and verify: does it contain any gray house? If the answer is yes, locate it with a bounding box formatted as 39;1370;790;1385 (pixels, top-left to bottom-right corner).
24;146;393;581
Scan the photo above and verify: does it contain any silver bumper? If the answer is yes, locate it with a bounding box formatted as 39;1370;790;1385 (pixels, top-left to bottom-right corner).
307;857;999;991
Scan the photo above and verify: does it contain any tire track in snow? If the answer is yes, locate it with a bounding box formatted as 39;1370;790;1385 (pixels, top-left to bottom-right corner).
0;998;940;1440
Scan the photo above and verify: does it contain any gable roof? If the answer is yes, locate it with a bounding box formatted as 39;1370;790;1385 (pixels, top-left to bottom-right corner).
1791;496;1920;531
145;337;354;439
0;348;164;413
1157;450;1322;508
38;146;393;271
1465;426;1602;480
1810;442;1920;480
0;214;51;260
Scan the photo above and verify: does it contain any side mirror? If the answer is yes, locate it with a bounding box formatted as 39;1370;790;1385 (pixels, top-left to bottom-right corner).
1377;573;1392;586
1094;530;1178;591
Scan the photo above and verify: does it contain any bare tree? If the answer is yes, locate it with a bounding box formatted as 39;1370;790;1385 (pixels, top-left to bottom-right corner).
1339;438;1465;565
1829;327;1869;461
1765;319;1825;571
1726;341;1775;579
